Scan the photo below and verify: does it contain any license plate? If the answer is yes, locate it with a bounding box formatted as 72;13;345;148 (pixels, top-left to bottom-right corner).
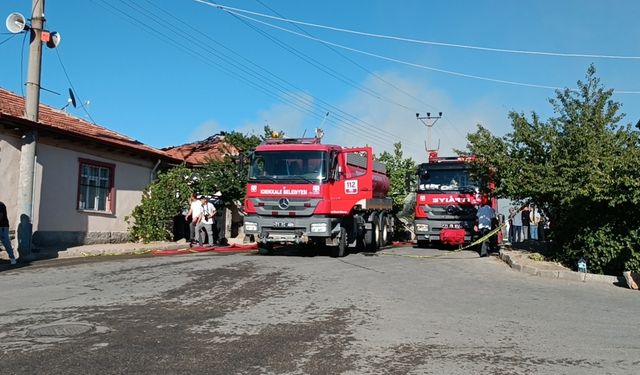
273;222;294;228
443;223;461;229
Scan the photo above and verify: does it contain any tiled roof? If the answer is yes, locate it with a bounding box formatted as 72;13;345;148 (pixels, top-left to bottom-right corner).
163;134;239;166
0;88;180;162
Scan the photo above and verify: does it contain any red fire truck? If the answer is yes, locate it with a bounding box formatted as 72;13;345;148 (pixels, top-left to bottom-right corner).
414;151;498;248
243;136;393;257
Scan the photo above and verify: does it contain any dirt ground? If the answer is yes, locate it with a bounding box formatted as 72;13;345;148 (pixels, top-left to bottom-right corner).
503;240;571;272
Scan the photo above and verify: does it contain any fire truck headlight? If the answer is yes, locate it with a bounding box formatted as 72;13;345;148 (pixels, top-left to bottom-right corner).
244;222;258;232
310;223;327;233
415;224;429;232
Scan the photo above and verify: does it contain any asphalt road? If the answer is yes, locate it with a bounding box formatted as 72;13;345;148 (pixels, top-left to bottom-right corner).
0;245;638;374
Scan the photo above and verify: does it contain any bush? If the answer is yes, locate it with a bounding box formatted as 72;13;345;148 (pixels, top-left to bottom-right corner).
558;223;640;274
126;166;193;242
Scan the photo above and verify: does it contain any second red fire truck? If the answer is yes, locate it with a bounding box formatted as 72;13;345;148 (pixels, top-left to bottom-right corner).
413;151;498;248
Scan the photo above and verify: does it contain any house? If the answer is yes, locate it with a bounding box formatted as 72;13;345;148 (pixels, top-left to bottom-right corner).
162;133;239;166
0;88;182;252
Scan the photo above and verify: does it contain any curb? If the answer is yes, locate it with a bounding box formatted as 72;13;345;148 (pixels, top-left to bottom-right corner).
498;250;627;286
1;240;257;261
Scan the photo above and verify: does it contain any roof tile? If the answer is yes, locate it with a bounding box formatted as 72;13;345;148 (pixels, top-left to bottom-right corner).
0;88;180;162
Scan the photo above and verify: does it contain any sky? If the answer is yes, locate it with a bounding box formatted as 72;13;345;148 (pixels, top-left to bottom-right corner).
1;0;639;161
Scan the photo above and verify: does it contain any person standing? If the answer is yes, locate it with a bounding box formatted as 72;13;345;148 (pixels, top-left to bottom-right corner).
0;201;17;265
530;206;541;240
521;206;531;241
507;207;515;244
185;194;203;245
195;196;216;247
538;215;546;242
475;195;496;257
512;206;522;243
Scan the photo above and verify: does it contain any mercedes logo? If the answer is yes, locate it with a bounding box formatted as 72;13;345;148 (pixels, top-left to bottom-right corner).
278;198;290;210
446;205;456;215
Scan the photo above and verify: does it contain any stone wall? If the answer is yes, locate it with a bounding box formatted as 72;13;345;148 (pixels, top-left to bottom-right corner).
33;230;129;249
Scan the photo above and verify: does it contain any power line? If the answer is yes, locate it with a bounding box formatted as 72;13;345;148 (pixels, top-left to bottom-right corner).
124;0;425;152
199;1;640;61
127;0;404;149
227;12;425;149
251;0;464;145
253;0;433;113
213;7;640;95
0;33;18;46
54;48;98;124
91;0;413;152
20;31;27;97
255;0;463;141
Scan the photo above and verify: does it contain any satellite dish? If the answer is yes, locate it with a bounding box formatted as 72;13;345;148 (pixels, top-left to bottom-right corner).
61;89;77;111
5;12;27;33
46;31;61;48
68;88;77;108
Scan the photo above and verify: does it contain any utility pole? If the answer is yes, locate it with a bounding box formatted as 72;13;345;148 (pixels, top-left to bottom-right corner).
416;112;443;153
17;0;45;259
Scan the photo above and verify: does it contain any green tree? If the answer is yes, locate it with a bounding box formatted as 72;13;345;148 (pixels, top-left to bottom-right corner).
463;66;640;274
377;142;416;212
198;131;262;203
127;131;264;242
126;165;193;242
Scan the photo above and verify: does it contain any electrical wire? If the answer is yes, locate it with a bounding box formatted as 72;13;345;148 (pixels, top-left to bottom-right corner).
54;48;98;124
250;0;465;147
215;7;640;95
20;31;27;97
0;34;17;46
253;0;442;115
111;0;422;152
125;0;393;147
228;12;426;148
200;1;640;61
252;0;416;114
136;0;423;151
92;0;409;152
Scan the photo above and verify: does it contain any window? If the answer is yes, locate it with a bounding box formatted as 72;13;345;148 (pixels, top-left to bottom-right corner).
77;159;115;213
248;150;328;182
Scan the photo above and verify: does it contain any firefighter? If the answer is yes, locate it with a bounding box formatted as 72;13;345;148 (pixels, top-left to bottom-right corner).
475;194;496;257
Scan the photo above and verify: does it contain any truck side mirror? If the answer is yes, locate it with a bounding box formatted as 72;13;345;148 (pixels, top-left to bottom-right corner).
238;153;245;176
404;171;413;193
240;150;254;177
329;151;339;181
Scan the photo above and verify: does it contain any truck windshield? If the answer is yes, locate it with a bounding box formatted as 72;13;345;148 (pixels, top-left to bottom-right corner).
248;150;328;183
417;168;478;193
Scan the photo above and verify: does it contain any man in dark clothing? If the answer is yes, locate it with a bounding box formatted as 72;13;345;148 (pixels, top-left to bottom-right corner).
475;195;496;257
0;201;17;265
521;207;531;241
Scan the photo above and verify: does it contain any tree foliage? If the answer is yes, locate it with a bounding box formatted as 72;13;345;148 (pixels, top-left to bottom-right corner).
126;165;193;242
198;131;262;203
377;142;416;212
463;66;640;274
126;130;267;242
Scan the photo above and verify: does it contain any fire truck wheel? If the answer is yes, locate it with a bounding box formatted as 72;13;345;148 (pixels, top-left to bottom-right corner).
365;213;379;252
378;214;388;248
258;243;273;255
330;227;347;258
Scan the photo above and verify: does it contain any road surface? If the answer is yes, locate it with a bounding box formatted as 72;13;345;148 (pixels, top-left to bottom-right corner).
0;245;638;374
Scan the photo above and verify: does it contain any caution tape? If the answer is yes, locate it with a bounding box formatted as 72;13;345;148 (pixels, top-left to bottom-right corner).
379;202;530;259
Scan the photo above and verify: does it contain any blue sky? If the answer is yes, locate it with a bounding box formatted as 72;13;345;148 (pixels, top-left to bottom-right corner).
1;0;639;160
